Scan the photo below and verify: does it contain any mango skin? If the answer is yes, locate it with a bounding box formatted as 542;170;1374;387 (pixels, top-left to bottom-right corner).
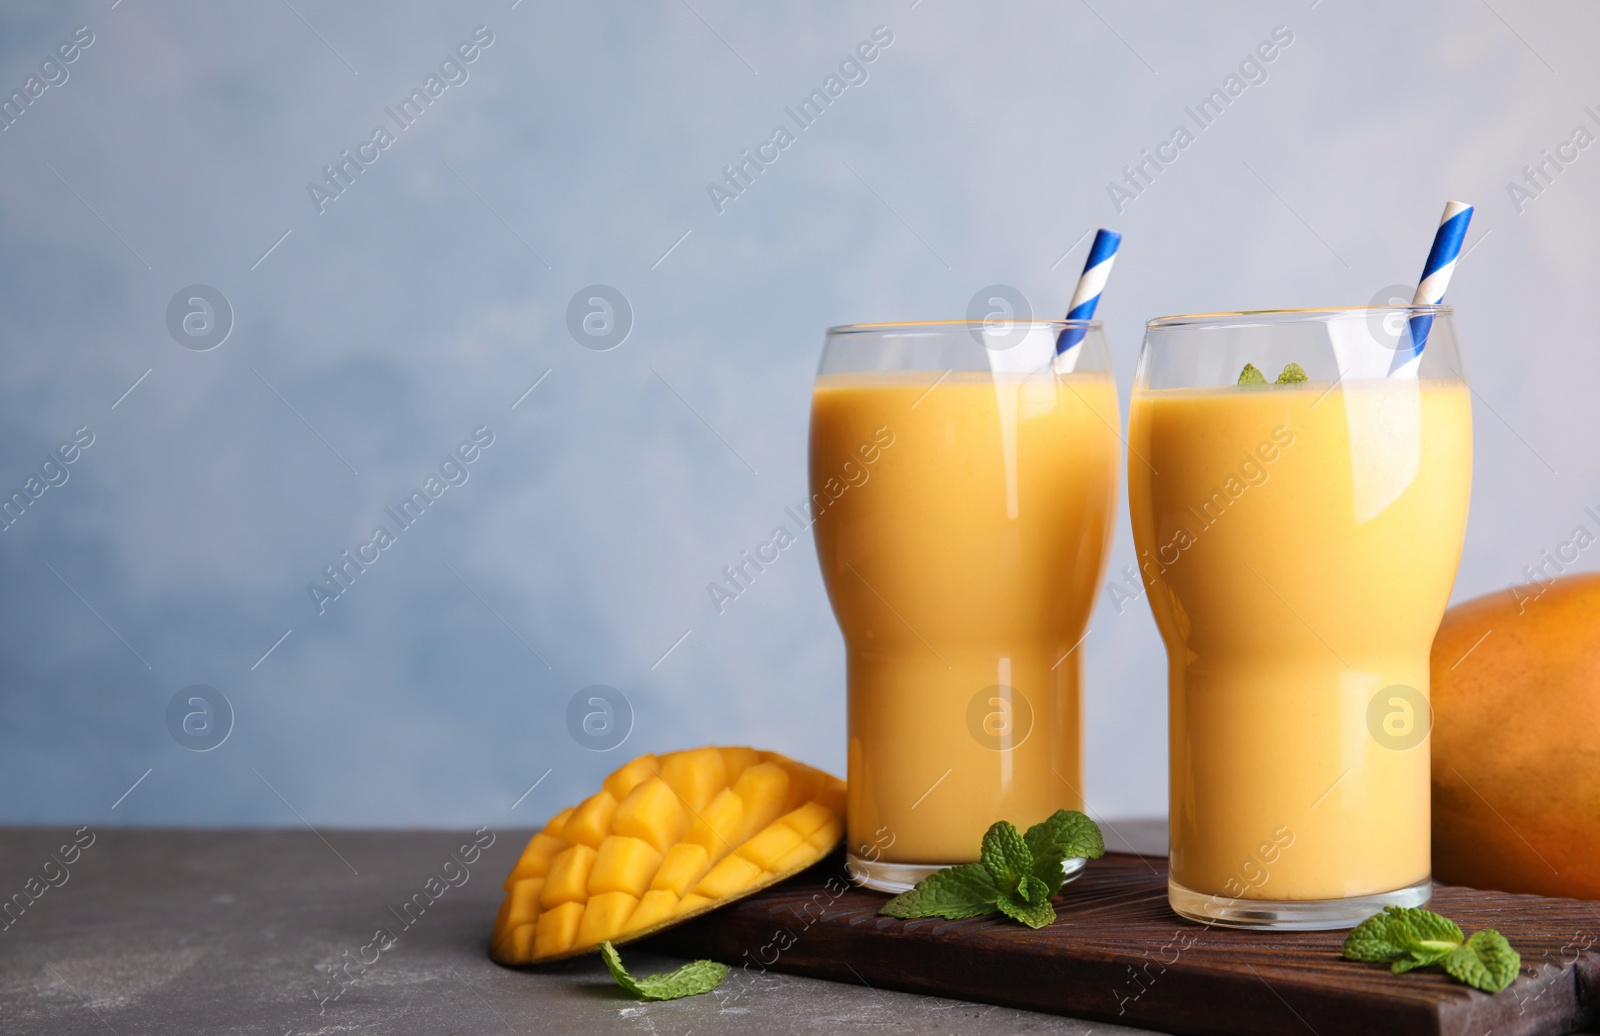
1431;571;1600;898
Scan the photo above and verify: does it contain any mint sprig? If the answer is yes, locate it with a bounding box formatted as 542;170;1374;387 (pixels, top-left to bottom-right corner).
599;941;728;1001
1237;362;1309;386
879;810;1104;929
1342;906;1521;993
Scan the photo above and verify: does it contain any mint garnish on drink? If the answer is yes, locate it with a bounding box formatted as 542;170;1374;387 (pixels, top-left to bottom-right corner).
600;941;728;1000
1237;362;1308;386
1237;363;1269;386
1342;906;1521;993
879;810;1105;929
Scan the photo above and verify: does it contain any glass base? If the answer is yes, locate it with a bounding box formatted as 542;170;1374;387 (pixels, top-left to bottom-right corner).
1167;874;1432;931
849;853;1088;894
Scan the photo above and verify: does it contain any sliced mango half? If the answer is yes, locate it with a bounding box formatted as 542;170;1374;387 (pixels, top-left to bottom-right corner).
491;747;845;964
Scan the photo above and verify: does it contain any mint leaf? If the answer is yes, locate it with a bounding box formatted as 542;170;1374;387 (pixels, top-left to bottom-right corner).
1024;810;1105;896
980;821;1033;887
879;862;998;920
1342;908;1521;994
1342;917;1406;961
1441;930;1521;994
1238;363;1268;386
1276;362;1308;384
600;941;728;1001
996;886;1056;929
1017;874;1051;906
1343;906;1461;962
1023;810;1105;862
1391;951;1450;974
1399;907;1467;947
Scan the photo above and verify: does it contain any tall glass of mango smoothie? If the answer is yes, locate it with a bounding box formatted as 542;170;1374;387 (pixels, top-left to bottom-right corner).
811;320;1120;891
1128;306;1472;928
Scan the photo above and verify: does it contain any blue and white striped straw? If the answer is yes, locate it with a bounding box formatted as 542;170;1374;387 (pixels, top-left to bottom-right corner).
1391;201;1472;377
1054;229;1121;368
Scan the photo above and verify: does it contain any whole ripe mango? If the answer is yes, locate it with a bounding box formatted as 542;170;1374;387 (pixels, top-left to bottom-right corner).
1431;571;1600;898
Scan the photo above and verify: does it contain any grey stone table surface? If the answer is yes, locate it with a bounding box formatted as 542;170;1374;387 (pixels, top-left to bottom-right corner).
0;823;1171;1035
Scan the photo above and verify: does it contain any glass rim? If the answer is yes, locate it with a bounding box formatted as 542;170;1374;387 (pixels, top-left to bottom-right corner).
1146;305;1453;329
827;318;1101;335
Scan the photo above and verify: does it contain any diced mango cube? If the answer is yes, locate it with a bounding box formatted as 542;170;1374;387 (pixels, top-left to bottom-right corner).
491;898;515;955
775;841;822;873
660;747;727;812
505;833;566;888
541;807;575;836
625;889;679;934
575;891;639;948
509;923;537;960
807;818;843;850
818;778;846;818
675;893;712;916
650;843;710;896
602;754;659;802
540;844;598;908
782;765;826;814
506;878;544;927
733;763;791;842
613;777;688;855
779;802;835;839
534;901;584;957
720;746;761;784
589;836;662;898
562;791;618;849
685;787;744;862
694;852;764;899
739;823;804;871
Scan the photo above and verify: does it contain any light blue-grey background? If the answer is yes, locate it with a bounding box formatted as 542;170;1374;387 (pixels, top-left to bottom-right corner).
1;0;1593;829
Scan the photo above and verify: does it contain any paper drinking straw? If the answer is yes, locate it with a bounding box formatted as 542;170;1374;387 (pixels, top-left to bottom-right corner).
1390;201;1472;377
1054;229;1122;368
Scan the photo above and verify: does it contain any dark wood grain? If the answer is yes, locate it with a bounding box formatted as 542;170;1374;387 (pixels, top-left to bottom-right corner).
650;852;1600;1036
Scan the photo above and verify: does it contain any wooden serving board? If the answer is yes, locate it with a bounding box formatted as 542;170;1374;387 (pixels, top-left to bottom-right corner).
650;852;1600;1036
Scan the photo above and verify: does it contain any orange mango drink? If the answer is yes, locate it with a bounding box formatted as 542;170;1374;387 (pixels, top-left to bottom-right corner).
1128;377;1471;903
811;368;1119;872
